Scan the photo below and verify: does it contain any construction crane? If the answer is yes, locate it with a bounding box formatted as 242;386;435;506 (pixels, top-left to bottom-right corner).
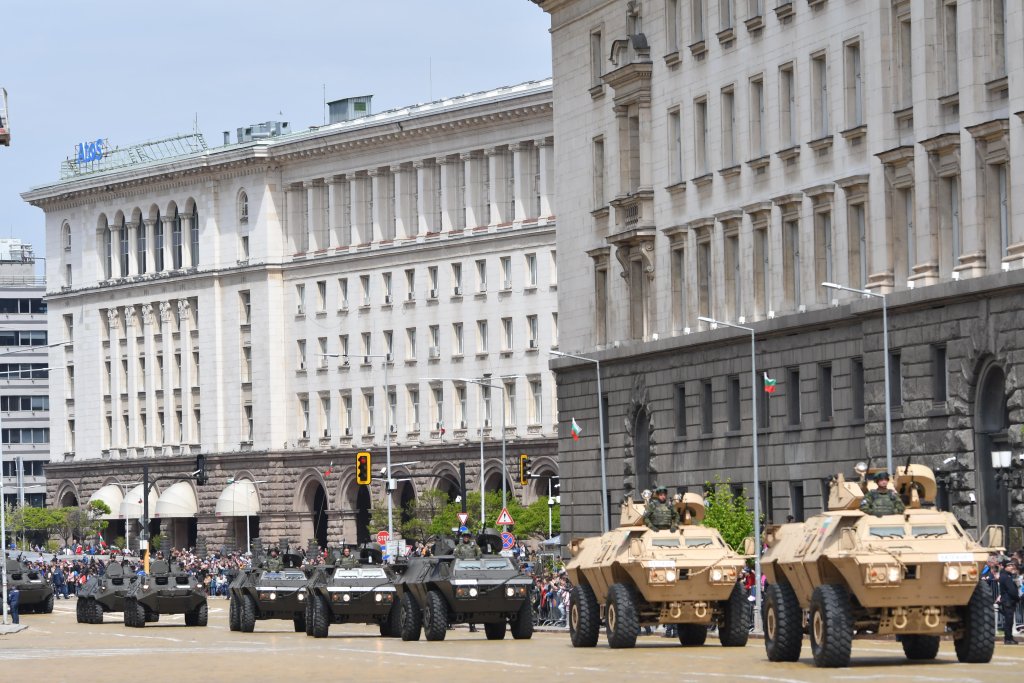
0;88;9;146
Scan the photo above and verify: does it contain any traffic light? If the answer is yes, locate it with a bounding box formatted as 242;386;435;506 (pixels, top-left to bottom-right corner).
195;454;208;486
519;454;532;486
356;451;372;486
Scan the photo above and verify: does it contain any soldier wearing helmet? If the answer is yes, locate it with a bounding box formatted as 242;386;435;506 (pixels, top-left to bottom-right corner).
643;486;680;531
265;547;284;571
338;546;360;569
453;529;481;559
859;472;906;517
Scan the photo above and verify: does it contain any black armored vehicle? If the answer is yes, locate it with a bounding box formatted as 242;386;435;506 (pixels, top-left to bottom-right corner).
123;559;208;627
396;533;534;642
77;561;138;623
229;548;309;633
306;546;400;638
5;556;54;614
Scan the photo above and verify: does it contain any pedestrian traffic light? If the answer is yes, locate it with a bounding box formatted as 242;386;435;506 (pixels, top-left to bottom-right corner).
519;454;532;485
356;451;372;486
195;454;208;486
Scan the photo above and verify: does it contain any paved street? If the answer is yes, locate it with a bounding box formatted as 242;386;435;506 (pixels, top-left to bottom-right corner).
1;599;1021;682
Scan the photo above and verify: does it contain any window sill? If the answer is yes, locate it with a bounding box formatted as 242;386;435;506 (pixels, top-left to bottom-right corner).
718;164;741;179
315;311;327;319
746;155;770;171
783;423;802;432
724;429;743;438
814;419;833;429
926;404;948;418
589;83;605;100
688;40;707;58
663;51;681;68
938;92;959;109
775;146;801;162
807;0;826;8
716;27;735;48
690;173;713;189
744;14;765;33
476;352;489;359
336;307;348;315
807;135;833;153
986;76;1009;98
840;124;867;142
591;206;610;219
893;106;913;128
664;180;687;196
774;2;794;21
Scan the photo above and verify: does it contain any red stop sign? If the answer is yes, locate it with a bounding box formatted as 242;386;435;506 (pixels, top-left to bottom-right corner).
376;530;390;546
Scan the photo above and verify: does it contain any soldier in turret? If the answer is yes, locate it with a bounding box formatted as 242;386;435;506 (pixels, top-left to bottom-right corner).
265;547;284;571
453;530;481;560
643;486;680;531
338;547;361;569
860;472;906;517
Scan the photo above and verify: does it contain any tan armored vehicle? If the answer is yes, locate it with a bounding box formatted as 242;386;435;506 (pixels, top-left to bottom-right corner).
566;492;751;649
761;463;1001;668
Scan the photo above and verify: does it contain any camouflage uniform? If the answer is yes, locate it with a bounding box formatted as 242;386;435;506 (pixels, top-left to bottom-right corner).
643;498;680;531
265;552;284;571
860;489;905;517
339;552;360;569
453;539;482;560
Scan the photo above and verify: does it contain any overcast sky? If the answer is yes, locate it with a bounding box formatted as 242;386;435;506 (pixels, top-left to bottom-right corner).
0;0;551;264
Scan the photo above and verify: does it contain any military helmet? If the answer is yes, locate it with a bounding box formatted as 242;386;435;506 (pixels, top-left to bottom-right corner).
269;546;280;555
655;486;669;494
873;471;891;482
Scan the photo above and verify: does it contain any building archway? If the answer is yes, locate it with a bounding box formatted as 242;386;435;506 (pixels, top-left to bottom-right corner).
974;361;1010;530
397;480;417;525
297;478;329;550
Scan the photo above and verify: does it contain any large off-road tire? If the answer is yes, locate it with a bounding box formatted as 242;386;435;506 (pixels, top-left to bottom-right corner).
954;580;995;664
383;599;402;638
423;590;449;642
605;582;640;649
293;613;306;633
122;599;135;627
678;623;708;646
239;594;257;633
126;598;146;628
901;634;940;660
719;582;751;647
808;584;853;668
76;597;87;623
42;592;54;614
228;594;241;631
569;584;600;648
184;608;196;627
90;599;104;625
764;582;802;662
484;621;507;640
400;592;423;642
145;607;159;623
310;594;330;638
510;601;534;640
195;602;208;627
304;598;314;636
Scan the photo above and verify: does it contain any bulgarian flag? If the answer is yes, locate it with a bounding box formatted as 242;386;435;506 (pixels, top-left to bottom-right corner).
763;372;777;394
570;418;583;441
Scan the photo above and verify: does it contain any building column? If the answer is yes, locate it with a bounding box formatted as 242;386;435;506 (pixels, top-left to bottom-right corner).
739;212;755;321
866;166;894;292
306;180;326;252
485;147;504;226
141;304;158;451
176;299;194;447
284;184;303;253
179;212;194;269
535;137;554;219
831;184;851;292
370;169;388;242
911;148;940;286
511;142;530;223
463;152;484;229
768;203;785;316
158;302;175;450
351;173;369;245
393;164;415;239
106;309;123;452
957;132;987;278
414;160;435;236
328;177;347;248
123;306;140;455
437;157;457;232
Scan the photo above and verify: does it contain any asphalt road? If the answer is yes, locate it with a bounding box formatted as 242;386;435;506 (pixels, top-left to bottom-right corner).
2;598;1021;682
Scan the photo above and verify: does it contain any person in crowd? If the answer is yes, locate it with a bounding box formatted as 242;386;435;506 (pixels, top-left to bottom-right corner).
859;472;905;516
51;563;69;599
7;583;20;624
997;560;1020;645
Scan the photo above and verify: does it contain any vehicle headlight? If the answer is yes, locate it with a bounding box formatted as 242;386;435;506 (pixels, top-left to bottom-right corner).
297;592;305;601
469;587;478;597
710;568;723;582
887;566;901;583
343;593;351;602
665;570;677;582
269;592;277;601
375;593;383;602
143;584;150;590
506;587;515;597
946;565;959;581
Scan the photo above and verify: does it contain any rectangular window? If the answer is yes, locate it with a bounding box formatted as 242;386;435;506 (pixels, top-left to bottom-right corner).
727;375;741;431
383;330;394;360
896;10;913;109
428;266;439;295
477;320;488;353
317;337;328;369
502;317;513;350
360;274;371;307
674;383;687;436
320;395;331;437
721;88;736;167
595;266;608;346
406;327;416;360
316;280;327;312
701;380;713;434
932;344;948;403
756;368;769;429
844;40;863;127
500;256;512;290
590;29;603;87
452;323;464;356
382;272;393;302
811;52;829;138
848;203;867;289
338;277;348;309
790;482;805;522
666;0;680;53
529;379;543;424
671;246;687;331
691;0;705;43
780;63;796;147
941;0;958;95
749;76;765;158
551;312;558;348
753;225;769;318
851;357;865;421
525;253;538;287
992;0;1007;78
814;210;833;302
295;283;306;315
451;262;463;295
697;240;712;319
668;110;683;184
405;268;415;301
341;394;352;435
889;350;903;408
719;0;732;29
527;314;539;349
787;367;801;426
593;137;606;207
996;163;1009;258
296;340;307;370
476;259;487;293
408;388;420;430
943;175;962;276
505;379;517;425
819;363;833;422
695;97;708;175
784;219;801;310
725;232;740;320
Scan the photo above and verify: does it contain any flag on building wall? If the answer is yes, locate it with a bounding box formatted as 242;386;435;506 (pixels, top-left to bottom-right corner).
571;418;582;441
763;373;777;394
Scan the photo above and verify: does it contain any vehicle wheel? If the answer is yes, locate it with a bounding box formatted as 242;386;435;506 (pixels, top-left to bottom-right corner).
145;607;159;623
122;599;134;627
484;621;507;640
304;598;314;636
954;580;995;664
184;609;196;627
195;602;208;627
569;584;599;648
678;623;708;646
605;582;640;649
310;595;330;638
808;584;853;668
293;613;306;633
228;595;241;632
126;598;146;628
423;590;448;642
76;597;86;623
384;599;402;638
719;582;750;647
764;582;803;662
42;592;54;614
901;634;940;660
239;594;257;633
400;592;423;642
90;599;104;625
510;601;534;640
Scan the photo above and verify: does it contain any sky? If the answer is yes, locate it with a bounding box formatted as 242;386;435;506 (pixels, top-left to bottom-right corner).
0;0;552;266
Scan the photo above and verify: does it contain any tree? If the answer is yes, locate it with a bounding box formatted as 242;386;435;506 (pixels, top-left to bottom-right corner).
701;476;756;552
366;489;454;544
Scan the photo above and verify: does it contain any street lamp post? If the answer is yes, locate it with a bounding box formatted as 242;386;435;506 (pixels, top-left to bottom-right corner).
698;317;761;627
549;350;608;533
822;282;893;475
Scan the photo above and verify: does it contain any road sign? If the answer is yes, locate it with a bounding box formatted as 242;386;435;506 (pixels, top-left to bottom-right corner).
457;511;469;526
500;531;516;550
496;507;515;526
376;530;390;546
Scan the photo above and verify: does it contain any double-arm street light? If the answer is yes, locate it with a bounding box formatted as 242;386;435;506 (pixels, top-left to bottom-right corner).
697;317;762;624
822;282;893;475
549;350;608;533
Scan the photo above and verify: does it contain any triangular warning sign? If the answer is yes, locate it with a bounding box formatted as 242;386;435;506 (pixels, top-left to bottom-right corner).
496;507;515;526
457;512;469;526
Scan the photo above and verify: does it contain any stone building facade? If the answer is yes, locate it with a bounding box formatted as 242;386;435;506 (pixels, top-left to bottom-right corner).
533;0;1024;540
22;80;560;551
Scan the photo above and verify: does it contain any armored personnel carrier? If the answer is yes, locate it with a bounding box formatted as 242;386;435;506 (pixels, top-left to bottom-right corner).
77;561;139;623
761;463;1001;668
305;546;399;638
122;559;207;627
566;492;751;649
396;531;534;642
229;549;309;633
4;556;53;614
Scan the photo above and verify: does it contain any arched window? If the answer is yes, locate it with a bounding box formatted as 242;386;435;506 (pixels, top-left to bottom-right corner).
154;211;164;271
190;208;199;267
119;219;129;277
172;208;183;269
100;218;112;280
62;223;71;251
238;191;249;223
136;215;147;274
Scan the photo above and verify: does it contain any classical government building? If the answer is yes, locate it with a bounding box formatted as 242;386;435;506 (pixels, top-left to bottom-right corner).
22;80;559;551
533;1;1024;540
